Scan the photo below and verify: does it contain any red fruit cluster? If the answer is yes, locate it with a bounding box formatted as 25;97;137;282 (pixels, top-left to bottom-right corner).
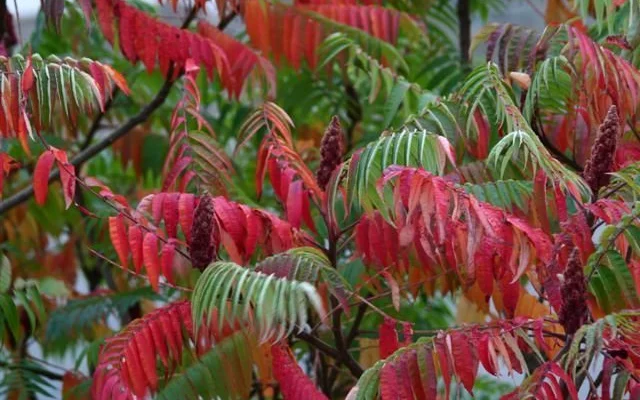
316;116;345;189
189;194;219;271
558;249;589;335
583;105;620;196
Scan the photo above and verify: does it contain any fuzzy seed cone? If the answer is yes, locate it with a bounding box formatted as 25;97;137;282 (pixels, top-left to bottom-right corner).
189;194;218;271
316;116;345;190
583;105;620;196
558;249;589;335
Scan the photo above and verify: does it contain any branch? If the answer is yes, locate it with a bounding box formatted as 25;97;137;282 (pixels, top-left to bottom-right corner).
457;0;471;71
0;9;238;216
296;331;341;359
345;302;367;347
0;75;175;215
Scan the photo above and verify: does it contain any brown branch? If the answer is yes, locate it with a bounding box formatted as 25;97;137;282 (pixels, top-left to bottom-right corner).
296;331;341;359
0;75;176;216
532;111;583;171
0;9;239;217
345;302;367;347
457;0;471;71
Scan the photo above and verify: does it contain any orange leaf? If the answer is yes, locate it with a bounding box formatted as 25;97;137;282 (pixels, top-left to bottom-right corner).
109;214;129;269
143;232;160;291
33;150;55;205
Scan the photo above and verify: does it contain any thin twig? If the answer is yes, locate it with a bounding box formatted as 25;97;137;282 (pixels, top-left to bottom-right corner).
296;331;340;359
89;248;193;292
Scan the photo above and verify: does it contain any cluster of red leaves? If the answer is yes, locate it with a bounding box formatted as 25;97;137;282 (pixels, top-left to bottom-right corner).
196;21;276;98
271;344;328;400
249;104;323;231
502;362;578;400
0;55;127;154
91;300;241;399
355;167;552;313
375;318;557;400
33;147;76;209
261;146;319;231
161;60;233;194
540;26;640;167
244;0;404;69
108;192;310;287
108;213;180;291
378;317;412;359
96;0;231;85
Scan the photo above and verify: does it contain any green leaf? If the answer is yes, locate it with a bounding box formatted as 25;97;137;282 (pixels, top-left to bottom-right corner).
347;130;456;212
0;255;10;294
624;225;640;255
587;249;640;313
383;81;410;128
461;180;532;212
254;247;352;310
192;261;327;343
158;331;254;400
0;294;20;342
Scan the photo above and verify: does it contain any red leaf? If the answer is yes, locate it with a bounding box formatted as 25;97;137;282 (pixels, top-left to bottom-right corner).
33;150;55;205
161;242;176;285
178;193;195;241
404;350;426;400
163;193;180;238
109;214;129;269
77;0;92;24
271;344;328;400
379;317;399;359
134;328;157;391
96;0;115;43
162;156;191;192
419;346;437;399
148;322;169;368
22;56;34;93
477;333;498;375
128;225;144;274
450;331;478;394
138;13;157;73
117;2;138;63
143;232;160;292
434;337;452;400
58;162;76;209
286;180;304;228
380;363;407;400
123;344;146;397
151;193;166;225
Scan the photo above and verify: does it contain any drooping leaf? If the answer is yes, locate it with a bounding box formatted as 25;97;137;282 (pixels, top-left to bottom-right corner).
192;261;327;343
33;150;55;205
272;344;328;400
254;247;352;311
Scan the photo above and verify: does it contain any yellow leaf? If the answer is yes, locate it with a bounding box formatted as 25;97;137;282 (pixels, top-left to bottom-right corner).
358;337;380;369
545;0;578;24
515;291;565;358
456;293;489;324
